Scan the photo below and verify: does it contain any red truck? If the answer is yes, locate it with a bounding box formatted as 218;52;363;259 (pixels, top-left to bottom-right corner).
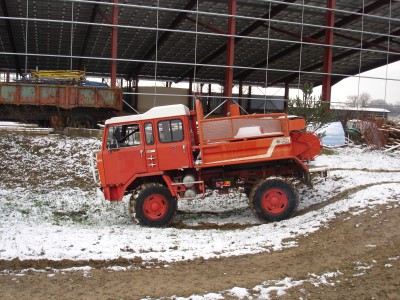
93;99;327;227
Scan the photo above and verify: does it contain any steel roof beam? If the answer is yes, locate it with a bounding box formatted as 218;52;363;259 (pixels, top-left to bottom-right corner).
0;0;22;75
263;24;324;44
236;0;391;82
270;28;400;87
97;6;113;25
334;32;400;54
184;16;227;35
176;0;297;82
127;0;199;79
78;3;99;70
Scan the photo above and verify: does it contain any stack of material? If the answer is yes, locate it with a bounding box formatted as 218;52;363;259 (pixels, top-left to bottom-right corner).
0;122;53;134
31;70;85;81
357;120;387;148
15;70;86;86
380;121;400;153
347;119;386;148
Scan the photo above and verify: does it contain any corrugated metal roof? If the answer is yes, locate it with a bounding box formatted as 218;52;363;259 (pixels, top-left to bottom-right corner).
0;0;399;88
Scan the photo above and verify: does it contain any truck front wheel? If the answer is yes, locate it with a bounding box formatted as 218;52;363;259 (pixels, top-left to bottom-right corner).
249;177;299;222
129;183;177;227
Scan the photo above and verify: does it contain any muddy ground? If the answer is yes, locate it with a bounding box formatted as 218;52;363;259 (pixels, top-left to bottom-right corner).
0;203;399;300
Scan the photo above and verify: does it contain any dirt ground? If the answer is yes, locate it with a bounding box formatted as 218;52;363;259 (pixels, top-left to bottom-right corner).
0;204;399;300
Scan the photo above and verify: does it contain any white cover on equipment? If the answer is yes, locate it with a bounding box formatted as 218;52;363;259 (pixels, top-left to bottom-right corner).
317;122;346;147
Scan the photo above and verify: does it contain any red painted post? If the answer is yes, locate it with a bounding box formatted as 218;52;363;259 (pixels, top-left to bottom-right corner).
247;85;252;112
224;0;236;115
110;0;118;88
284;82;289;113
238;81;243;107
188;78;193;109
322;0;335;105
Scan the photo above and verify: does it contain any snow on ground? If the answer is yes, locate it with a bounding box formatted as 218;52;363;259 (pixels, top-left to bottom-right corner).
0;132;399;264
169;270;344;300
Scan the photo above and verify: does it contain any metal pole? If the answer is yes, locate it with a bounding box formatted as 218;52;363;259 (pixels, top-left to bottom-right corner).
25;0;29;75
223;0;236;115
322;0;335;104
70;1;74;70
188;78;193;109
110;0;118;88
284;82;289;113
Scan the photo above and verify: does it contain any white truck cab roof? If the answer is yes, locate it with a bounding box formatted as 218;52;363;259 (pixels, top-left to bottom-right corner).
105;104;190;125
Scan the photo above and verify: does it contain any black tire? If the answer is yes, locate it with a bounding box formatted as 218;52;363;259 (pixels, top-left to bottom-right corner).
129;183;177;227
249;177;299;222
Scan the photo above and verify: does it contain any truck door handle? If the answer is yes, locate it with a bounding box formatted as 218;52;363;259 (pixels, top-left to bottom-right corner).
140;150;144;158
183;144;186;153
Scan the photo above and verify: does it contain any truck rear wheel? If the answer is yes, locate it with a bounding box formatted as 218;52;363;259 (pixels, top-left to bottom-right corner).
249;177;299;222
129;183;177;227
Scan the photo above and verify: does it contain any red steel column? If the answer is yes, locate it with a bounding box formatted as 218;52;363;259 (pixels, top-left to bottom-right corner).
224;0;236;114
322;0;335;104
110;0;118;88
188;78;193;109
284;82;289;113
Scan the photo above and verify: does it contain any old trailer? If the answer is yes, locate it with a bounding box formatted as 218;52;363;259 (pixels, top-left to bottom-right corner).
0;82;123;128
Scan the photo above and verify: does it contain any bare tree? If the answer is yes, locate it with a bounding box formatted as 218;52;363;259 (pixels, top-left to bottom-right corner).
347;92;372;108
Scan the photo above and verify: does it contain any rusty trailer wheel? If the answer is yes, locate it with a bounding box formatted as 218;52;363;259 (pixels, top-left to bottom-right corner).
130;183;177;227
249;177;299;222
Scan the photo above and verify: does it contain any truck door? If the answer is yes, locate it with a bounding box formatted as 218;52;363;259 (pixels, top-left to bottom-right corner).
143;121;160;172
156;117;191;170
102;122;147;186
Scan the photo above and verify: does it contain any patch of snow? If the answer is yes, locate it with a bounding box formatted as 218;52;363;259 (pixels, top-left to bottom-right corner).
0;133;399;265
228;287;250;299
170;293;224;300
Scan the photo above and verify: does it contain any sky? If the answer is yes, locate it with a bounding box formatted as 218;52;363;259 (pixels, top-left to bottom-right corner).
313;61;400;105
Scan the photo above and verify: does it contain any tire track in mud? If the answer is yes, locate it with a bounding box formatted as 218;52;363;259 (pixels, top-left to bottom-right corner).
1;180;398;271
1;175;399;271
172;179;400;230
330;168;400;173
295;180;400;217
0;256;144;272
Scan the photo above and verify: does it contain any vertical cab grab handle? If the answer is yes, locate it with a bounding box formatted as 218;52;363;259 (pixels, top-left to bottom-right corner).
182;144;186;153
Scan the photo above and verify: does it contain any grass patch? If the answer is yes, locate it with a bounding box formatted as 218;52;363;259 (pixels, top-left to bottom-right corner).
321;148;336;155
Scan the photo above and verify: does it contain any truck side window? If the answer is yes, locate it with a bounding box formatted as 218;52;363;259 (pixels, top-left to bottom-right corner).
144;122;154;145
106;124;141;149
158;119;184;143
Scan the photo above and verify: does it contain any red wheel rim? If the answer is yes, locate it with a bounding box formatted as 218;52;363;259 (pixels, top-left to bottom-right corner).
261;189;288;214
143;194;168;221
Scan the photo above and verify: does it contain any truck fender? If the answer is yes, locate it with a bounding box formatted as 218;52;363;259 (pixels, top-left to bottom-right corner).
114;172;177;201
